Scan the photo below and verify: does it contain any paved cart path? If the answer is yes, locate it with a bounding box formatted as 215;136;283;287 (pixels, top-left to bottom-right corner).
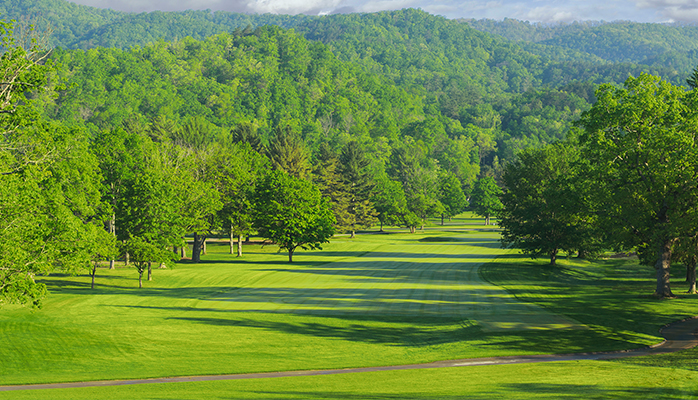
1;316;696;392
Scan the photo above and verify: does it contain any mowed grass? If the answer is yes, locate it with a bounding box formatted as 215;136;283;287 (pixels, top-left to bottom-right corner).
2;213;698;398
4;362;698;399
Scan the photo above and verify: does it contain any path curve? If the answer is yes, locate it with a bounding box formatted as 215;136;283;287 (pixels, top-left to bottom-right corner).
2;316;697;392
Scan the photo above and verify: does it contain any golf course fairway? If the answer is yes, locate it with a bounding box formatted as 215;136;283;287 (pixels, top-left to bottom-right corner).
1;214;697;398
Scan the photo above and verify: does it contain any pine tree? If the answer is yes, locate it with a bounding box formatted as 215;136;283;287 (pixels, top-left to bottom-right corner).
313;143;352;233
231;122;264;153
267;125;310;179
338;141;377;237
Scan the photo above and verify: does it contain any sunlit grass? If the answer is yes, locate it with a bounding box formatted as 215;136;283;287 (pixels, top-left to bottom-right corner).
3;362;698;399
0;213;697;398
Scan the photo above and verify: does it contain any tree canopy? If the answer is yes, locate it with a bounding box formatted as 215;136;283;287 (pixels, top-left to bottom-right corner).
252;171;336;262
577;73;698;297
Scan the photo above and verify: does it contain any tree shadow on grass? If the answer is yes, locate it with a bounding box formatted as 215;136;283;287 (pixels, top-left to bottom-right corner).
169;315;480;347
499;383;697;399
240;385;698;400
167;311;640;352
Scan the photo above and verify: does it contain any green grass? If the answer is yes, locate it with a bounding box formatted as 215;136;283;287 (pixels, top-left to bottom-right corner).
3;362;698;399
1;213;697;397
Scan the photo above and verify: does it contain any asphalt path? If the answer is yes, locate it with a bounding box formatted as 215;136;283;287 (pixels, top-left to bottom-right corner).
1;316;697;392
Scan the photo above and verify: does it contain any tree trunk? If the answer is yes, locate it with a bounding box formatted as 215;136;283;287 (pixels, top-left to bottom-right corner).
350;230;355;238
550;249;557;266
125;251;130;266
237;234;243;257
202;238;207;255
686;263;692;282
147;261;152;281
654;237;675;298
138;269;143;289
181;242;187;258
288;248;294;263
441;214;444;226
109;213;116;269
688;261;697;294
192;233;202;263
91;264;97;289
485;214;490;226
380;220;384;232
229;226;235;255
173;246;178;255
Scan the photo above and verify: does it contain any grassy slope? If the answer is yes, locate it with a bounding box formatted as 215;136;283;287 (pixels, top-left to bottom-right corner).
1;213;698;398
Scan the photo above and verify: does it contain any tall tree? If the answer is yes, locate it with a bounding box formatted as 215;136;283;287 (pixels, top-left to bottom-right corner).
213;142;268;256
439;171;468;225
313;142;352;233
253;170;335;262
338;141;377;237
577;73;698;297
0;21;110;306
267;125;310;179
404;165;444;229
470;177;503;226
115;137;182;283
371;173;409;231
173;143;222;263
499;143;591;265
92;128;145;269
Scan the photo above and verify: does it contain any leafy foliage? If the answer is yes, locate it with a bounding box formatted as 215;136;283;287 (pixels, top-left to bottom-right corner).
499;143;592;265
0;19;111;306
577;73;698;297
253;171;335;262
470;177;503;225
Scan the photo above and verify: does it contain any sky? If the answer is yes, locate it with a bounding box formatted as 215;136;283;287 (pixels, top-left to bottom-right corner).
67;0;698;23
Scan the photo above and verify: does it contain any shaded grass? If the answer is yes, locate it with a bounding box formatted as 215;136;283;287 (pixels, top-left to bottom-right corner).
479;255;698;341
0;227;541;385
1;212;698;397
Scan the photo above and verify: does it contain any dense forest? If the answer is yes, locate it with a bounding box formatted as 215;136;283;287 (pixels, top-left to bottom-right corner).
4;0;698;305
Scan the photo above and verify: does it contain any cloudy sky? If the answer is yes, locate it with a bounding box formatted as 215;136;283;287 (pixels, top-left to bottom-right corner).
67;0;698;23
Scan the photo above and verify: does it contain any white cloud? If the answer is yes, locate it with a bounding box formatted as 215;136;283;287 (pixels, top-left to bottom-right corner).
69;0;249;13
246;0;344;14
358;0;419;13
65;0;698;22
636;0;698;21
520;7;574;22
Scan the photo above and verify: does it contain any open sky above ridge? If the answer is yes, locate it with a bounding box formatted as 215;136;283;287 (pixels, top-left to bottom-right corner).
67;0;698;23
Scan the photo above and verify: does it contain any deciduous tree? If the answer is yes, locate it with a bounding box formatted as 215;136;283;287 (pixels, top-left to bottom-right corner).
499;143;590;265
253;171;335;262
577;73;698;297
470;176;502;225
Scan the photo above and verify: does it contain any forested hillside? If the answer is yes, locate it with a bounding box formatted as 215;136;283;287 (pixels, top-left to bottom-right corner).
7;0;698;185
5;0;698;304
466;18;698;81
